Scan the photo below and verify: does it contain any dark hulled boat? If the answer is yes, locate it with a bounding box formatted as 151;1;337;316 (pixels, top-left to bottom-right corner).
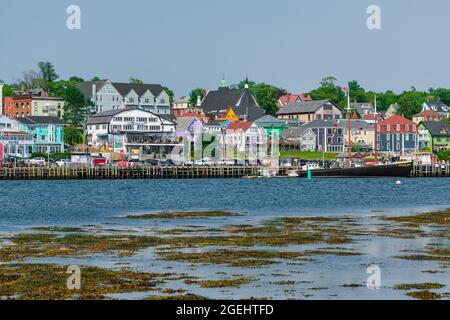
297;162;412;178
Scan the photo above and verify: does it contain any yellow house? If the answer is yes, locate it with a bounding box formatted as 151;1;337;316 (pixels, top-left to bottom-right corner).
216;107;240;122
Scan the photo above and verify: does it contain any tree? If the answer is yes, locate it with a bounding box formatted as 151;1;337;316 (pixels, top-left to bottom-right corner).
63;86;91;126
64;125;85;145
38;61;59;82
163;86;174;105
309;76;346;108
189;88;206;107
129;77;143;84
1;84;15;96
430;88;450;105
397;91;427;119
69;76;85;84
348;80;369;103
91;76;101;81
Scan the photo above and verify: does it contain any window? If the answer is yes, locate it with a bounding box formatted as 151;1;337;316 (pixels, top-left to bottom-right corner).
387;125;391;131
397;124;401;131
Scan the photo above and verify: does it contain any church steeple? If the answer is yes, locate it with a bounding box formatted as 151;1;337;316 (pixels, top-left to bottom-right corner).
219;75;229;89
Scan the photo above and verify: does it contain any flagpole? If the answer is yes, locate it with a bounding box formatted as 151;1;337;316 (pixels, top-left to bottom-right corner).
347;83;352;162
374;94;378;162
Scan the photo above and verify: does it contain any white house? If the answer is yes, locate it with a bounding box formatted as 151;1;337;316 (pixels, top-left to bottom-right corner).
87;108;177;158
78;80;171;115
0;115;34;159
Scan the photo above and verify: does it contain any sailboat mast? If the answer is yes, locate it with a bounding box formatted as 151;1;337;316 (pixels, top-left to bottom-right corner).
374;94;378;161
347;83;352;161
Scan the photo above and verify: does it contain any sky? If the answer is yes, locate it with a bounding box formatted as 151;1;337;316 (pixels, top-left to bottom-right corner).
0;0;449;97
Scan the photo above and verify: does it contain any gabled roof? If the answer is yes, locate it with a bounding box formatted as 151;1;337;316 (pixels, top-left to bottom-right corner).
77;81;165;98
423;101;449;113
414;109;443;118
226;121;254;132
277;100;341;115
255;115;285;124
176;117;202;131
301;119;337;128
201;87;265;121
277;94;312;108
281;127;312;139
16;116;64;125
378;115;416;126
420;121;450;136
86;108;174;125
334;119;373;129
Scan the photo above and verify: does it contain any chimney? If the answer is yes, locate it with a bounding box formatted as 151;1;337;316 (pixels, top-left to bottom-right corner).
0;84;3;116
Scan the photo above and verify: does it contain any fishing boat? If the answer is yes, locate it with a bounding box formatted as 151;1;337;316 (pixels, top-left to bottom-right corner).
296;161;413;178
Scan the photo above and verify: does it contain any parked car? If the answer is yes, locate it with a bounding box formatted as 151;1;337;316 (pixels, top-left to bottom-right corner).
55;159;71;167
28;157;46;166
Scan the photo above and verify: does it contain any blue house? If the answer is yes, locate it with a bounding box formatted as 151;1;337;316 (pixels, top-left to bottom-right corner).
301;120;344;152
16;116;65;153
376;115;418;153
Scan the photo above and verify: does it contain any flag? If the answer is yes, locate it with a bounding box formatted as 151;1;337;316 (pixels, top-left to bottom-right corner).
342;86;349;92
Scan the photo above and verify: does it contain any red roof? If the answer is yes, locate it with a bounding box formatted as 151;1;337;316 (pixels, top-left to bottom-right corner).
226;121;253;132
277;94;312;108
413;109;443;118
378;115;416;125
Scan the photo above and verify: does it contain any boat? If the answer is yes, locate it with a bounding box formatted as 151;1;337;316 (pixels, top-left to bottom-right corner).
296;162;413;178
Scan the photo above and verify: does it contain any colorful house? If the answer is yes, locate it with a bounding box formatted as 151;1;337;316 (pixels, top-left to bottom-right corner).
254;115;286;139
418;121;450;152
300;120;345;152
413;110;444;124
277;100;343;124
422;101;449;119
16;116;65;154
376;115;418;154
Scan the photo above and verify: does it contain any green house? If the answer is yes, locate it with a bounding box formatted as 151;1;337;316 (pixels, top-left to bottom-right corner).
17;116;65;154
254;115;287;139
418;121;450;152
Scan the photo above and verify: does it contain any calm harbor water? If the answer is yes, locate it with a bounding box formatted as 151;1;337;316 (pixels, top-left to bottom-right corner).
1;177;450;228
1;178;449;300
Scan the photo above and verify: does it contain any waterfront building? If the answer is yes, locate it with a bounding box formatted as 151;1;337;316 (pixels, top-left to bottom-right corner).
281;127;317;151
376;115;418;154
277;100;343;124
200;80;265;122
335;119;375;151
254;115;287;139
422;101;449;118
413;110;445;124
0;115;34;159
16;116;65;153
300;119;345;152
2;90;64;119
277;93;312;109
77;80;171;115
225;121;266;154
175;117;204;138
418;121;450;152
86;108;177;157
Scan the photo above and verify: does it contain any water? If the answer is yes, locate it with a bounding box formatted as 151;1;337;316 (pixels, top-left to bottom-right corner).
0;178;449;228
0;178;449;300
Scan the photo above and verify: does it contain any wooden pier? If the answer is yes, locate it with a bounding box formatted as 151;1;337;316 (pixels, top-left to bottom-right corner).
0;166;268;180
412;163;450;177
0;163;448;180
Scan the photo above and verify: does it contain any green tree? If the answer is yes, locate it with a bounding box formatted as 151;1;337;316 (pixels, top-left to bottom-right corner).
163;86;174;105
64;125;85;145
429;88;450;105
397;91;427;119
1;83;15;96
91;76;101;81
38;61;59;82
63;86;91;126
189;88;206;107
308;76;346;108
348;80;368;103
129;77;143;84
69;76;85;84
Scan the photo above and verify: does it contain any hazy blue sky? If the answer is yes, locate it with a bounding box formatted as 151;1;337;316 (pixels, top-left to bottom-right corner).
0;0;449;97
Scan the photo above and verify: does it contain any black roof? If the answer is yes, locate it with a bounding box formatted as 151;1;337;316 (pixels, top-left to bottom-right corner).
16;116;65;125
421;121;450;136
201;87;265;121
